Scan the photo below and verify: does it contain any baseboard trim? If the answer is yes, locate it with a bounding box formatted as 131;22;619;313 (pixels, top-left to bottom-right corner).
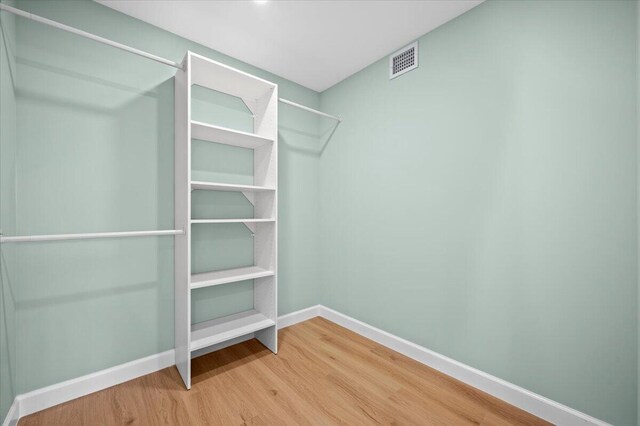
317;305;610;426
4;307;316;423
3;305;610;426
17;349;176;418
1;398;19;426
278;304;321;329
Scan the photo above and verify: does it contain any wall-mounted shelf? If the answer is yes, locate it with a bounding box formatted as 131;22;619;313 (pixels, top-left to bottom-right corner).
190;310;275;352
191;120;273;149
191;266;275;290
190;181;275;192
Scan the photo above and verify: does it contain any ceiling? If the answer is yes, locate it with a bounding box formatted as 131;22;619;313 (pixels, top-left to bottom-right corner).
98;0;483;92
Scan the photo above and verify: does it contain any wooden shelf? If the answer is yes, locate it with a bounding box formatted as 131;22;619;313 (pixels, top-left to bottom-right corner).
191;120;273;149
190;310;275;352
190;181;275;192
191;218;274;224
191;266;274;290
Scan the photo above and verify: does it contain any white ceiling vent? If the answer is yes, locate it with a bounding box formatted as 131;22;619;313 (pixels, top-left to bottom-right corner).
389;41;418;80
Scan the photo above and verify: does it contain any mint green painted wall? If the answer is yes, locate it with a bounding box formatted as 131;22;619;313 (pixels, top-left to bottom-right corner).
319;1;638;424
5;0;321;395
0;0;17;420
2;0;637;424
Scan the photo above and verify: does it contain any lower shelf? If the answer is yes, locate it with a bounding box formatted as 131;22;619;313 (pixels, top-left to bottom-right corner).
190;309;275;352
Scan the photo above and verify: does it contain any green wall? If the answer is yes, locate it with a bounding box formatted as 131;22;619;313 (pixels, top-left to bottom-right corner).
2;0;321;396
319;1;638;425
0;0;17;421
1;0;639;425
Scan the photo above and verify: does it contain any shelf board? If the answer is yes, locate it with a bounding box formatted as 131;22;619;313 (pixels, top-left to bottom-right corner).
189;52;276;101
191;218;274;224
191;266;274;290
190;309;275;352
191;121;272;149
190;181;275;192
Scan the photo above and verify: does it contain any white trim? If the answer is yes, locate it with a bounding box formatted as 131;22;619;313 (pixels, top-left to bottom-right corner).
3;307;316;424
17;349;175;418
2;398;19;426
2;305;610;426
317;306;610;426
277;305;321;329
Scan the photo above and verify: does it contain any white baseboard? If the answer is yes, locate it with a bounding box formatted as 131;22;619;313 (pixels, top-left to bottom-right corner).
3;305;610;426
17;349;175;418
1;398;19;426
278;304;321;329
317;305;610;426
4;307;315;423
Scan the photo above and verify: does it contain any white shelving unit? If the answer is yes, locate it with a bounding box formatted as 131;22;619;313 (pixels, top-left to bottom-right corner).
175;51;278;389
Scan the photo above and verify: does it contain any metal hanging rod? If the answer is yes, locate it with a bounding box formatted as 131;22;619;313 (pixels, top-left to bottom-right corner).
278;98;341;122
0;3;341;123
0;229;185;244
0;3;183;69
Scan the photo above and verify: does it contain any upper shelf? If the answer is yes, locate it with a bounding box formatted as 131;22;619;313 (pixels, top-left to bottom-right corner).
191;121;273;149
190;181;275;192
189;52;276;101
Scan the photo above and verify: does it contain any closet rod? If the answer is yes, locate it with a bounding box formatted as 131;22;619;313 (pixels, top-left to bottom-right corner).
0;229;185;243
278;98;341;122
0;3;183;69
0;4;340;123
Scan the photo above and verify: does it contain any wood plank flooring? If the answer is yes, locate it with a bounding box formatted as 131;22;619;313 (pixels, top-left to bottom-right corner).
20;317;550;425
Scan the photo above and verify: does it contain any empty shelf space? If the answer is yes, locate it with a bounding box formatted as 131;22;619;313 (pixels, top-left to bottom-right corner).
191;181;276;192
191;121;273;149
190;309;275;352
191;218;274;224
191;266;274;289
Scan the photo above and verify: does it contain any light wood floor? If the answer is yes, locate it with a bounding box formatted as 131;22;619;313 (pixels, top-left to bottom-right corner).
20;317;549;425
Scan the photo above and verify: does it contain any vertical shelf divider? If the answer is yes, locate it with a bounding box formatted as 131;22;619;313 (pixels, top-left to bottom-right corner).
174;54;191;390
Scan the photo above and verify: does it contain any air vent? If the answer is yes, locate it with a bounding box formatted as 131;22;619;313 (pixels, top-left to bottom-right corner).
389;41;418;80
